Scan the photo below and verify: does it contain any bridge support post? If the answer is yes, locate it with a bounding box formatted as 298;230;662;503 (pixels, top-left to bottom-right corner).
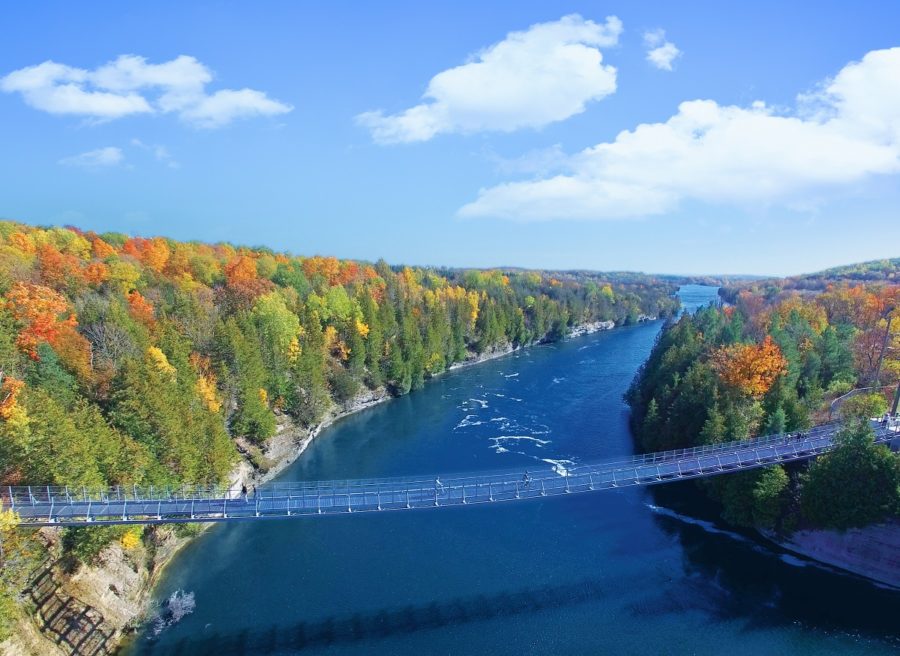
892;382;900;416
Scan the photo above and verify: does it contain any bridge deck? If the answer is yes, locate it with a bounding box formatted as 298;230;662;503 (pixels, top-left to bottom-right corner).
5;421;898;527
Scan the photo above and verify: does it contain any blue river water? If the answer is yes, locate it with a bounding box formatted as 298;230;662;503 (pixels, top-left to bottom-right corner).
132;286;899;655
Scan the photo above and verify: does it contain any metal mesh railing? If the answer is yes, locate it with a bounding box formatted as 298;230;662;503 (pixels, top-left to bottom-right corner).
4;420;897;527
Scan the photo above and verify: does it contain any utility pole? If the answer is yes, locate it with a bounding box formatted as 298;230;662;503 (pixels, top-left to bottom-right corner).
873;314;894;387
874;303;898;416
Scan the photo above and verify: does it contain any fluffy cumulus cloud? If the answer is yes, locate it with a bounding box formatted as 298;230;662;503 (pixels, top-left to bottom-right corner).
459;47;900;221
0;55;292;127
357;15;623;144
58;146;124;168
643;29;681;71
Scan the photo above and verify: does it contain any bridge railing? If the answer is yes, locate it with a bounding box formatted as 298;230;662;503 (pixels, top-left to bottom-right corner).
2;420;896;514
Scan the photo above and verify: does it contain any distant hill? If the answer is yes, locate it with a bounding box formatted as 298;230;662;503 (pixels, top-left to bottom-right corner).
720;257;900;302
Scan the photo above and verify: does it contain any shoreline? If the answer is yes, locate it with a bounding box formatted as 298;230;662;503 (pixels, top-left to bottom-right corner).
760;522;900;591
6;317;633;655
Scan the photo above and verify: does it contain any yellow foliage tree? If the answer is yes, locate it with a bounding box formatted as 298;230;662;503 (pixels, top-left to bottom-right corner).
196;374;222;413
0;505;19;533
120;526;142;550
287;336;301;364
147;346;176;378
0;375;29;431
466;290;480;329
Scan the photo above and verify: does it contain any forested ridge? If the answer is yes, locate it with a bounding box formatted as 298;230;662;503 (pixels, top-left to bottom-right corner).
719;258;900;297
628;281;900;534
0;221;678;636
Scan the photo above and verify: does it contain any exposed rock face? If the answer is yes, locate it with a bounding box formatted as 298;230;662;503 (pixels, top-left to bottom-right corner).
568;321;615;338
766;520;900;589
0;524;198;656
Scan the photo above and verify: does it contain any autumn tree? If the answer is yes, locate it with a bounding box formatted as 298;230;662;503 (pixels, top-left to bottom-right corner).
4;282;77;358
712;335;787;397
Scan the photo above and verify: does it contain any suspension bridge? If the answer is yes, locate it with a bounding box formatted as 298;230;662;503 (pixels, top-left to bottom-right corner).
5;419;899;528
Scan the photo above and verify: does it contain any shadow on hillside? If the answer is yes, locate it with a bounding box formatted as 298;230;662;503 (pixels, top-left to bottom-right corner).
26;563;116;656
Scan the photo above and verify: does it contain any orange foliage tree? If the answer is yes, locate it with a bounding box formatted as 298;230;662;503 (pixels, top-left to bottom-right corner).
4;282;77;358
712;335;787;397
224;255;273;307
127;290;156;327
91;236;116;259
37;244;81;291
84;261;110;287
302;256;341;286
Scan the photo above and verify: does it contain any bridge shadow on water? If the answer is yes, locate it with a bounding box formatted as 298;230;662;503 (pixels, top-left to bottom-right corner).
134;578;608;655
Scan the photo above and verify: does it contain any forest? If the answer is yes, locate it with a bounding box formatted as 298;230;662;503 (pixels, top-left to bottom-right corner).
628;282;900;534
0;221;679;636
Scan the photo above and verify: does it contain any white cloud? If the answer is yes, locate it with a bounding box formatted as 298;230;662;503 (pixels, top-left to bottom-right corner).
131;138;179;168
644;29;681;71
179;88;293;128
1;55;292;127
58;146;124;168
647;43;681;71
459;47;900;221
357;15;623;144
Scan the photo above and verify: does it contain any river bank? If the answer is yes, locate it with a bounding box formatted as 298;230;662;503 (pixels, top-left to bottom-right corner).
3;319;628;656
762;521;900;590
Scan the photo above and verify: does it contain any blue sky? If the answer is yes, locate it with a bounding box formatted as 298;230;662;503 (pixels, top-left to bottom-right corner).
1;1;898;276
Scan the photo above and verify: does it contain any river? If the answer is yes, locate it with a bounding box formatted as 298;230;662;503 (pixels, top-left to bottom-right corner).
131;285;899;655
